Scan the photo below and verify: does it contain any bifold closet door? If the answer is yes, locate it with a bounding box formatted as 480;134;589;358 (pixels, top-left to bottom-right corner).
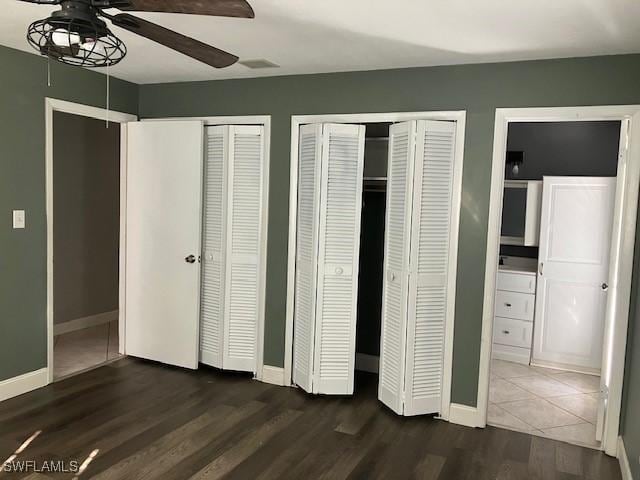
292;124;323;393
200;126;228;368
292;123;366;394
313;123;366;394
199;125;265;373
404;120;456;415
126;120;203;369
378;120;457;416
378;121;417;414
223;125;265;372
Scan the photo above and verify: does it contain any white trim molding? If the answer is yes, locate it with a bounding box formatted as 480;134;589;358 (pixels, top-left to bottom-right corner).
449;403;482;428
146;115;271;380
477;105;640;456
0;369;49;403
284;110;466;422
46;98;136;384
260;366;286;386
618;436;633;480
54;310;119;336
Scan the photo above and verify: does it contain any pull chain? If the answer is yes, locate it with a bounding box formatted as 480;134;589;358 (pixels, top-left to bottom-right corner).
106;63;110;128
47;57;51;87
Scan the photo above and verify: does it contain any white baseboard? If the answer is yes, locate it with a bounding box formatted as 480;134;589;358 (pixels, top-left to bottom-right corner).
618;436;633;480
260;366;286;386
449;403;482;428
0;368;49;403
355;353;379;374
54;310;118;336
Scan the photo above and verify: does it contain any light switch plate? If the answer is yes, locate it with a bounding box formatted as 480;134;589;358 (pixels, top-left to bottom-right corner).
13;210;25;229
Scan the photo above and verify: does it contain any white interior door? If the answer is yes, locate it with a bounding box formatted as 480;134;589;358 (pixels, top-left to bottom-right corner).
313;123;366;394
125;120;204;369
378;121;416;414
200;126;228;368
533;176;616;372
292;124;323;393
404;120;457;415
222;125;265;372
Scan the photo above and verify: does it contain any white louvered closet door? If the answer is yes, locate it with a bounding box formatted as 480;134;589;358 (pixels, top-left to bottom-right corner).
313;123;366;394
222;125;265;372
378;121;417;414
200;126;228;368
292;124;323;392
404;120;456;415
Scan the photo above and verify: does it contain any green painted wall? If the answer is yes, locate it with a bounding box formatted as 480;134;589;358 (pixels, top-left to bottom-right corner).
0;45;138;382
139;54;640;407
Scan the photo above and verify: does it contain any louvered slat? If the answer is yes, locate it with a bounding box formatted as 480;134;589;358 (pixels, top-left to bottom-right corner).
313;124;365;394
223;126;264;372
200;126;227;368
292;124;323;392
404;120;456;415
378;121;416;414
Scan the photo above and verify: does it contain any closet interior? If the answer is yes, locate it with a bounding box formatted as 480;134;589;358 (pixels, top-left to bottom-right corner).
355;123;390;383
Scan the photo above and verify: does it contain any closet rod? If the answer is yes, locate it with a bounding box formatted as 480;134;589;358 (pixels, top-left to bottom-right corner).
363;176;387;182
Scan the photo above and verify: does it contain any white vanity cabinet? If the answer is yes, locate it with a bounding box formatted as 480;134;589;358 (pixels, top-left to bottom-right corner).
492;267;537;364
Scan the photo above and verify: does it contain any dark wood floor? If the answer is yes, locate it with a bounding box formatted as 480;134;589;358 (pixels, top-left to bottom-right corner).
0;358;621;480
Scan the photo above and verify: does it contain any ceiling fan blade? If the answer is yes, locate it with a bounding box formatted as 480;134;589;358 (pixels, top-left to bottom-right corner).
114;0;254;18
110;13;238;68
16;0;61;4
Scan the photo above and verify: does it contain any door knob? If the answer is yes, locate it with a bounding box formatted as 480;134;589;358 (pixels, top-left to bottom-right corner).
185;255;196;264
601;282;609;291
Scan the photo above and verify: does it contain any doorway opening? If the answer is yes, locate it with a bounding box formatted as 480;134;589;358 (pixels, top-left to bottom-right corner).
479;106;640;456
46;98;137;383
52;111;122;379
488;120;620;449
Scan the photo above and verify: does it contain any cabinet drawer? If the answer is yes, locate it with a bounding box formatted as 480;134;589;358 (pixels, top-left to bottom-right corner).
497;271;536;294
495;290;535;321
493;317;533;349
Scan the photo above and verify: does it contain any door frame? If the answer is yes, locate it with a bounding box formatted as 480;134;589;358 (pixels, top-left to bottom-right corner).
285;111;466;420
45;98;137;383
142;115;271;381
478;105;640;456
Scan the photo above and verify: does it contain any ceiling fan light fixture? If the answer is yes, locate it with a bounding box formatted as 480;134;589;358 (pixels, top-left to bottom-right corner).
27;14;126;67
51;27;81;47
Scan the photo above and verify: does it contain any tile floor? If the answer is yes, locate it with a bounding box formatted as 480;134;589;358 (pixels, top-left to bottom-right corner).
53;320;121;379
488;359;601;448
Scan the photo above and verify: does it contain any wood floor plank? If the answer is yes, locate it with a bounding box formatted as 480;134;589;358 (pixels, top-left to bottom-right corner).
189;409;303;479
0;360;622;480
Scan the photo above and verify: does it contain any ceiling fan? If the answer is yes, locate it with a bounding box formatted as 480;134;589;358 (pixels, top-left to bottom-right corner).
19;0;254;68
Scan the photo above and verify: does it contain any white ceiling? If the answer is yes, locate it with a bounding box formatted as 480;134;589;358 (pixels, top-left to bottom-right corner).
2;0;640;84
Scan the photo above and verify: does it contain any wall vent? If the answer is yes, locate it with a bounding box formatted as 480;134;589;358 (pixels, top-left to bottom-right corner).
239;59;280;69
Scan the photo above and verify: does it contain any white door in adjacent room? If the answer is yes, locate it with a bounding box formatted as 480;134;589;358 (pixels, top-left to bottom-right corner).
533;176;616;372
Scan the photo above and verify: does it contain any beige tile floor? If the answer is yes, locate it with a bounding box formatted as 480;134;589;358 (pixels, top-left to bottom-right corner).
488;359;601;448
53;320;121;379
